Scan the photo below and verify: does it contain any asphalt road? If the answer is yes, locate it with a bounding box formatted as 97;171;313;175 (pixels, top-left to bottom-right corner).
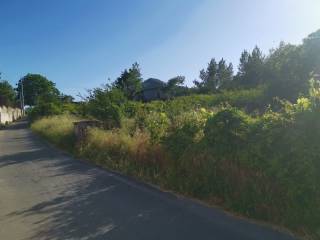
0;121;296;240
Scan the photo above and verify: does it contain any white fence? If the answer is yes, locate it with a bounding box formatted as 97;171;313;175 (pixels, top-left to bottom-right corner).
0;106;22;124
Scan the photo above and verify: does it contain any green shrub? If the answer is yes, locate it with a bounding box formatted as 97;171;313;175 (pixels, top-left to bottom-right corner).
86;88;126;128
165;109;213;158
204;108;252;157
250;109;320;231
144;111;170;144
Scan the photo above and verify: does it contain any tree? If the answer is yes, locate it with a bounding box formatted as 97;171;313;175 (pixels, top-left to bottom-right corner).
0;80;16;106
28;92;63;120
165;76;186;98
238;50;250;78
113;63;143;100
236;46;265;87
86;86;126;127
194;58;233;92
265;42;308;101
60;94;74;103
194;58;218;92
17;74;60;106
302;29;320;74
217;59;233;89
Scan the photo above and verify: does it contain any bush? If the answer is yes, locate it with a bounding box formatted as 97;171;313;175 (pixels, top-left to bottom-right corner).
249;109;320;231
144;111;170;144
204;108;252;157
165;109;213;158
86;88;126;128
28;101;63;121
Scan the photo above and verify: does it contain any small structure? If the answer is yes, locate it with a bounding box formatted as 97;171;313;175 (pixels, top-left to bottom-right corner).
140;78;167;102
314;73;320;81
73;120;102;143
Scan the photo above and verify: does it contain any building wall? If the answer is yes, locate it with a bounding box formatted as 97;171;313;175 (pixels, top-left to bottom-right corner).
142;89;164;101
0;106;22;124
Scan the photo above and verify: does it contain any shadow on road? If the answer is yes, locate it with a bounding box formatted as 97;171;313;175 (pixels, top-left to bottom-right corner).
2;150;196;240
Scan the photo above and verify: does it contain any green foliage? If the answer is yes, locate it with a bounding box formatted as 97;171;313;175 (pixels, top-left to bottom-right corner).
194;58;233;92
204;108;252;156
235;46;265;88
28;92;79;121
265;43;309;101
309;77;320;110
17;74;60;106
245;107;320;231
123;101;143;118
32;83;320;238
164;76;186;98
165;109;213;158
144;111;170;144
302;29;320;74
0;80;16;106
113;62;143;100
163;87;266;115
28;93;63;120
86;87;126;128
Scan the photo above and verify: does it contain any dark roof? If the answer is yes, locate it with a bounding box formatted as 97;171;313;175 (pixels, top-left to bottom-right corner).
142;78;166;90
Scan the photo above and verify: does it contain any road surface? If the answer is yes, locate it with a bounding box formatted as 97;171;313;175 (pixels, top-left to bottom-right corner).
0;121;296;240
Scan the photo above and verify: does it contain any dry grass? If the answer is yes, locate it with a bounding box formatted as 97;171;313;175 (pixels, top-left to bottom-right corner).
31;114;80;151
79;127;168;183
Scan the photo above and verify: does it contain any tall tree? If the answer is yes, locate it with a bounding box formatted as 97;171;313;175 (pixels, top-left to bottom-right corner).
0;80;16;106
194;58;233;92
238;50;250;78
236;46;265;87
265;42;307;101
217;59;233;89
113;62;143;100
195;58;218;91
165;76;186;98
17;74;60;106
302;29;320;74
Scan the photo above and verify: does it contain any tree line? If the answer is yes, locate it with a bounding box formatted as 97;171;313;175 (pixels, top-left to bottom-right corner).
0;29;319;111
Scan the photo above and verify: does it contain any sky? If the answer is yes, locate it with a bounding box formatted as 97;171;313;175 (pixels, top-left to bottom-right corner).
0;0;320;97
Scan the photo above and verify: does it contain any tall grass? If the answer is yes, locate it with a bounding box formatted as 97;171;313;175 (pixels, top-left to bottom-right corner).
79;127;168;183
31;114;79;151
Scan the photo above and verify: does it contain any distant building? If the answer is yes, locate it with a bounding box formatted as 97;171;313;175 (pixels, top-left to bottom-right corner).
140;78;167;101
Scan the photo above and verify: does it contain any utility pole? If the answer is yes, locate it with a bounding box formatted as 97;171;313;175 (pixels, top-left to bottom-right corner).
20;78;25;116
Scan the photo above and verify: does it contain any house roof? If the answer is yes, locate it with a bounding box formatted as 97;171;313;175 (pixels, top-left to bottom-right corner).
142;78;166;90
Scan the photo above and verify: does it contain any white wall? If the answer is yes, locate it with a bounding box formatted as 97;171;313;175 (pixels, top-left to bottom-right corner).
0;106;22;124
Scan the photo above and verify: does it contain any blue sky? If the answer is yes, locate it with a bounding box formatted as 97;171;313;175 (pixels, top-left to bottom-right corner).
1;0;320;97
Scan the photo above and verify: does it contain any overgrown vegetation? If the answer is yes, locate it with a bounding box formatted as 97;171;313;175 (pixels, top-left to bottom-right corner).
32;79;320;238
29;29;320;239
31;114;79;152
